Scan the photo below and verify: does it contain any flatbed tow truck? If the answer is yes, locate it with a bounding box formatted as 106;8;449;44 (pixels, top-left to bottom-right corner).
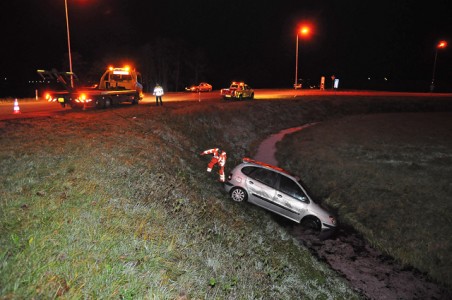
37;66;143;109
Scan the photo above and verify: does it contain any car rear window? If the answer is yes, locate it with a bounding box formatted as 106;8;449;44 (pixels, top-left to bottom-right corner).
241;166;255;176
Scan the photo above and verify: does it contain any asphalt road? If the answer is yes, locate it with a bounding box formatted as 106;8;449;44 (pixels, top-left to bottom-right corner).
1;89;451;120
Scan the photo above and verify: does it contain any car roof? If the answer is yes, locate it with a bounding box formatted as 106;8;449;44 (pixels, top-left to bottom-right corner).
242;157;291;175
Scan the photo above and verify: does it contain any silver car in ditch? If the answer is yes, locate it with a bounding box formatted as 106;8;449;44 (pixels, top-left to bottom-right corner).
224;158;337;231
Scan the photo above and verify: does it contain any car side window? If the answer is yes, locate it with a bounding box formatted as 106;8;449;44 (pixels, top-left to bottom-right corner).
247;167;278;188
279;175;308;202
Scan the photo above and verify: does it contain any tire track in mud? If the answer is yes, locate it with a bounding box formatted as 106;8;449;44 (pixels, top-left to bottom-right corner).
284;222;452;299
255;125;452;299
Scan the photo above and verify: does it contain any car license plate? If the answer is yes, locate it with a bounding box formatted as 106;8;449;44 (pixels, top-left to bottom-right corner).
58;98;65;103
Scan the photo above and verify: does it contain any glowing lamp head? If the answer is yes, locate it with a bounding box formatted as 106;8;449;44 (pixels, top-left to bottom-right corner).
297;23;313;40
437;41;447;49
300;26;310;36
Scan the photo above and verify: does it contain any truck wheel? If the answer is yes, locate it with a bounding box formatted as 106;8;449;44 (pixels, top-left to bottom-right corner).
96;99;104;109
104;98;111;108
238;94;243;101
132;93;139;105
249;93;254;100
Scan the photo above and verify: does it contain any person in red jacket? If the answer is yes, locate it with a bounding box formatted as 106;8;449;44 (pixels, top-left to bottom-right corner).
200;148;227;182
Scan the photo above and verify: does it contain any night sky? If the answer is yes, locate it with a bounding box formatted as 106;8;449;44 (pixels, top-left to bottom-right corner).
1;0;451;93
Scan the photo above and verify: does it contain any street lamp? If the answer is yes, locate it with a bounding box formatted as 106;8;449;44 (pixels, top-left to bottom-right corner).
430;40;447;92
64;0;74;89
294;25;311;89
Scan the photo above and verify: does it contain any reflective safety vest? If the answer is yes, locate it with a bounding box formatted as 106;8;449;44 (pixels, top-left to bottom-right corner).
218;151;227;166
153;85;164;96
201;148;220;158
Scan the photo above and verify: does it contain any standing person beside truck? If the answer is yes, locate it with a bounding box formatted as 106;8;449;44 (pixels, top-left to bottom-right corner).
153;83;164;106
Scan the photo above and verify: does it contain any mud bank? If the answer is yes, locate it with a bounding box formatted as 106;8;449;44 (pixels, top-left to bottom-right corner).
254;124;315;165
255;125;452;299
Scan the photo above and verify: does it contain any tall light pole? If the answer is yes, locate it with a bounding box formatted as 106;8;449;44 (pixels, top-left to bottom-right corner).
430;40;447;92
294;25;311;89
64;0;74;89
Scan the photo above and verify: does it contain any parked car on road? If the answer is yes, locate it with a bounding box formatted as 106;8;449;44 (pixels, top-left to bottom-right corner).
220;81;254;100
185;82;212;92
224;158;337;231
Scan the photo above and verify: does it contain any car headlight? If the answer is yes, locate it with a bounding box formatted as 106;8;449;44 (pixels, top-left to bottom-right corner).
329;216;337;225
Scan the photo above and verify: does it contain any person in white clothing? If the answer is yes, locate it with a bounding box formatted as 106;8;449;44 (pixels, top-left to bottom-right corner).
153;83;164;106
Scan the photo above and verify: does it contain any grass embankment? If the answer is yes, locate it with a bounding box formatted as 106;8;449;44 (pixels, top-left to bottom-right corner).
1;96;451;298
276;111;452;289
1;100;360;299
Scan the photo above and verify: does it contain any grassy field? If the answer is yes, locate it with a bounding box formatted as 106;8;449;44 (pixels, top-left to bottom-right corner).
1;95;451;298
275;111;452;288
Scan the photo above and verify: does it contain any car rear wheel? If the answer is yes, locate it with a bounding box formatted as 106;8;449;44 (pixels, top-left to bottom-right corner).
230;187;248;202
300;216;321;231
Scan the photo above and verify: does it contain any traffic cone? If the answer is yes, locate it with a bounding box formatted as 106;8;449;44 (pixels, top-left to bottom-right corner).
13;99;21;114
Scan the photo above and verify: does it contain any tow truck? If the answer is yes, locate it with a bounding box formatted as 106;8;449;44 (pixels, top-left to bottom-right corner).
37;66;143;109
220;81;254;100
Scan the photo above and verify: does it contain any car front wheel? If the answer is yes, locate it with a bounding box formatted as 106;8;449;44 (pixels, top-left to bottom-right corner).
300;216;321;231
230;187;248;202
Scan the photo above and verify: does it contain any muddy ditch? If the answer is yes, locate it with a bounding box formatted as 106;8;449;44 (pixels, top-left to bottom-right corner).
254;125;452;299
279;218;452;300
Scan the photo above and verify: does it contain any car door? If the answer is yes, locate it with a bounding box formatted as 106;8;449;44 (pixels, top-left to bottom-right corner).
245;167;278;210
273;174;310;222
243;85;251;98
